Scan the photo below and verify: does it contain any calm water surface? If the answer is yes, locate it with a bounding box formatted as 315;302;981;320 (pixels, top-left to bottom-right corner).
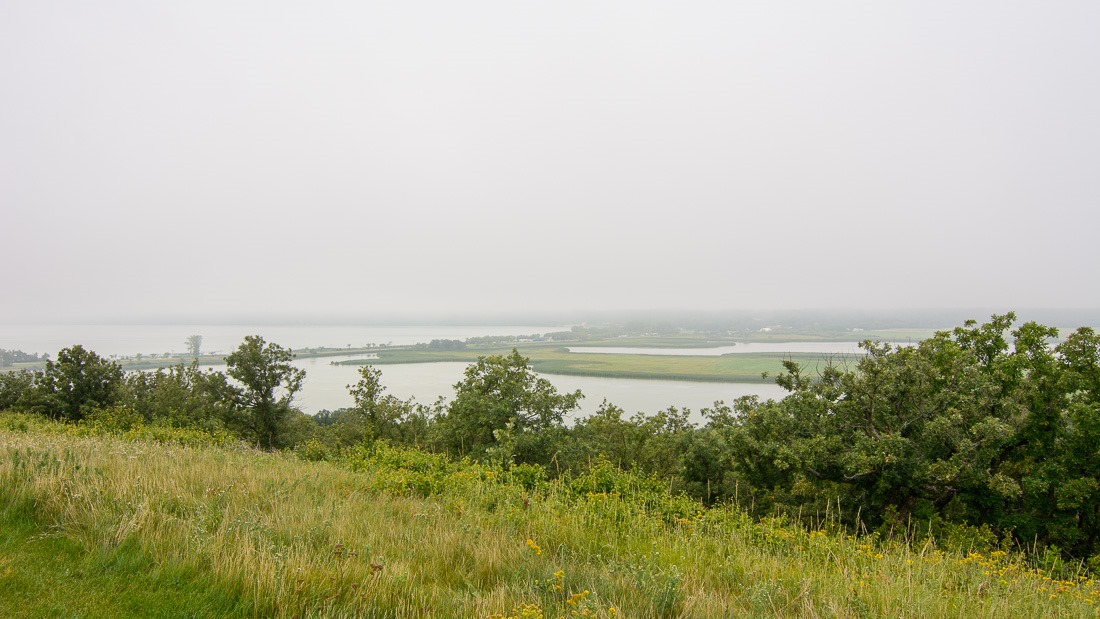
568;341;914;356
283;357;790;423
198;356;788;423
3;324;793;423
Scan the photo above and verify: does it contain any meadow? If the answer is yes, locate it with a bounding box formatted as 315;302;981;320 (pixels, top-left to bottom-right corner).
339;342;850;384
3;412;1098;618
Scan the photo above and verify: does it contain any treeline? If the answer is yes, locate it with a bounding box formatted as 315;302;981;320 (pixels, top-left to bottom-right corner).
2;313;1099;562
413;338;467;351
0;349;47;366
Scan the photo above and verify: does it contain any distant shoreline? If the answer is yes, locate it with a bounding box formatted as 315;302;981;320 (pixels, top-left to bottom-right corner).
2;330;936;381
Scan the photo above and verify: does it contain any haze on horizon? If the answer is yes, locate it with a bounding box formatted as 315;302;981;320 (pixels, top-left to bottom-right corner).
2;1;1098;325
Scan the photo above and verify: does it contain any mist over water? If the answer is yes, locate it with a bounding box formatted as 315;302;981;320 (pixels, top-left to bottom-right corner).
0;324;562;358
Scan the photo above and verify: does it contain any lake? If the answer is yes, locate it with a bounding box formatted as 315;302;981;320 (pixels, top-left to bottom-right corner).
280;356;790;422
2;324;790;423
568;342;875;356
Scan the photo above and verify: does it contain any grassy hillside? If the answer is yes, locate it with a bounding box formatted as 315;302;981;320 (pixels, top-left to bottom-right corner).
2;414;1099;618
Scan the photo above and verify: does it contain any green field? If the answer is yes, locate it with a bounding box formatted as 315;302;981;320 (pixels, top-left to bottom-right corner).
3;414;1098;618
339;341;860;383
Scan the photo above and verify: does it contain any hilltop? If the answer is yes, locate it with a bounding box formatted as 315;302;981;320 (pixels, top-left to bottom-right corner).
2;414;1098;618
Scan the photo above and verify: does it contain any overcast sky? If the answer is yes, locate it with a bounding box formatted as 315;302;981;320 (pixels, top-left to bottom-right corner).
2;1;1098;323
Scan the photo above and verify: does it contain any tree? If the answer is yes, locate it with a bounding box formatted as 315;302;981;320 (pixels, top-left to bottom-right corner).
349;365;385;411
185;335;203;358
127;362;238;431
440;349;581;464
339;365;415;444
28;345;124;422
570;401;693;480
715;313;1100;559
225;336;305;450
0;370;35;411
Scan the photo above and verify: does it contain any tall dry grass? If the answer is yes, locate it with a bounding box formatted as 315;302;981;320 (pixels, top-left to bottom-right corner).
2;414;1099;617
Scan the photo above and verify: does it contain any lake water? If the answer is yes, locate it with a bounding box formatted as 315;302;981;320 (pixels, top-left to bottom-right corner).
569;342;873;356
2;324;791;423
280;356;791;421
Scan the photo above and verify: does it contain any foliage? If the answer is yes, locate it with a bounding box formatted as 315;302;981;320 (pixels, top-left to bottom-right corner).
0;370;35;411
416;338;467;351
225;335;306;450
438;349;581;464
20;345;124;422
568;401;693;483
723;314;1100;558
126;362;238;432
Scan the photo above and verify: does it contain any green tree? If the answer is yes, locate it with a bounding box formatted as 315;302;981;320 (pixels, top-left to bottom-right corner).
719;313;1100;559
26;345;124;422
349;365;385;411
225;336;305;450
569;401;693;481
126;362;238;432
440;349;581;464
0;369;35;411
339;365;414;445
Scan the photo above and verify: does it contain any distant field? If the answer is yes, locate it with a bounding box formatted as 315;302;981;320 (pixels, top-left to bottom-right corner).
340;341;861;383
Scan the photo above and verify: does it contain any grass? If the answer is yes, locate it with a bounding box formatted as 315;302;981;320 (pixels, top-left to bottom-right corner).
3;412;1100;617
0;496;256;618
342;342;857;383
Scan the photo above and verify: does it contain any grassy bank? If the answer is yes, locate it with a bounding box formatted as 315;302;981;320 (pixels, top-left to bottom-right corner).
340;342;852;383
2;413;1098;618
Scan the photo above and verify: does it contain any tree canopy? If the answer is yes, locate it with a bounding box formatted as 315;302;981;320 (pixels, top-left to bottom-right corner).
716;314;1100;557
24;345;124;422
440;349;581;464
225;335;305;450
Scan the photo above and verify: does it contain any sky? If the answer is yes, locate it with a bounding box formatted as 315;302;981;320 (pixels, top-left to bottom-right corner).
1;1;1098;323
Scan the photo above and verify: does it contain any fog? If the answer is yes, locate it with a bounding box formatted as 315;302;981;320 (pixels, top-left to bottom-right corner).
2;1;1098;324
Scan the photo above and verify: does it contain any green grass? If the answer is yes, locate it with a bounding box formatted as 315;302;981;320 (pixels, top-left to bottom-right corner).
343;342;855;383
3;413;1100;617
0;491;257;618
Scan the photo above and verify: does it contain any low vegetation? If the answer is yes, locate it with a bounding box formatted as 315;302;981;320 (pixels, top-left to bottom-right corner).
339;343;835;383
3;414;1100;617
